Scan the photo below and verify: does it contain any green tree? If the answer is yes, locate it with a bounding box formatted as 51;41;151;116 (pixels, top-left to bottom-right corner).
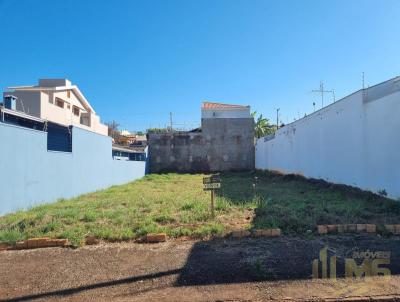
147;127;169;134
251;111;275;139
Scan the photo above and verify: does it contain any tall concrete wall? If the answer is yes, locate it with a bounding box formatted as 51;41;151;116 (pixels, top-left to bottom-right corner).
148;118;254;173
201;108;250;118
0;123;145;215
255;78;400;200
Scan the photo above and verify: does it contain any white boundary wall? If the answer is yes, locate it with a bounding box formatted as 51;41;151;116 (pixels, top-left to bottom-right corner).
255;78;400;200
0;124;146;214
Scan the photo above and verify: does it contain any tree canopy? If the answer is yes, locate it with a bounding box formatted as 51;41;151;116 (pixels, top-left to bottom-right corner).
252;111;275;139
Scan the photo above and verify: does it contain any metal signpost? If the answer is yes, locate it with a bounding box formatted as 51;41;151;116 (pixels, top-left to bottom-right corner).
203;174;221;218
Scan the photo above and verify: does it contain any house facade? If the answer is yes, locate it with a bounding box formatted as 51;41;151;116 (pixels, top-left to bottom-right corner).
3;79;108;136
114;130;148;147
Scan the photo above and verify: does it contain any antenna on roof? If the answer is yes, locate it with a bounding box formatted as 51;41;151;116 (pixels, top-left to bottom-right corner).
276;108;280;130
362;72;365;89
311;81;335;108
169;112;173;132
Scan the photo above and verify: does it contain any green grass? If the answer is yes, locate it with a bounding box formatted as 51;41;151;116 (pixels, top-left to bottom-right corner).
1;171;399;246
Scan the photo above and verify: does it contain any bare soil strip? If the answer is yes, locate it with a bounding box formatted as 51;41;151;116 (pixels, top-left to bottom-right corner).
1;235;400;302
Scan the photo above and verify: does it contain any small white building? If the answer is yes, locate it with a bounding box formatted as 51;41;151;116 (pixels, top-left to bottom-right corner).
201;101;251;119
3;79;108;136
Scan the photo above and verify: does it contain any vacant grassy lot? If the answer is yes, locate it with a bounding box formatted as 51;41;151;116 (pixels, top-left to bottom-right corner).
1;171;399;246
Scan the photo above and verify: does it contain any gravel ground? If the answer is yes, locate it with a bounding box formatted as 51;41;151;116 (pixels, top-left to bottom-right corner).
1;235;400;302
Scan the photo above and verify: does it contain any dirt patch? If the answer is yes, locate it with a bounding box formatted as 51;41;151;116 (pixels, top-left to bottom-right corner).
1;235;400;301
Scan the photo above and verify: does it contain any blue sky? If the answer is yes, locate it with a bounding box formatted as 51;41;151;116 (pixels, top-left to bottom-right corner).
1;0;400;131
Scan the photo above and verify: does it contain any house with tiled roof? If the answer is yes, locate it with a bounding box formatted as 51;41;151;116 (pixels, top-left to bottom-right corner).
147;101;254;173
201;101;251;119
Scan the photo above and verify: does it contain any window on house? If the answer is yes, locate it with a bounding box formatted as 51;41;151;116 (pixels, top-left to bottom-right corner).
73;106;80;116
67;90;71;98
55;98;64;108
67;104;71;109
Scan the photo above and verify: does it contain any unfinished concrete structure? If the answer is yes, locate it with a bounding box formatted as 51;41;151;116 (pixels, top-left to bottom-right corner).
148;102;255;173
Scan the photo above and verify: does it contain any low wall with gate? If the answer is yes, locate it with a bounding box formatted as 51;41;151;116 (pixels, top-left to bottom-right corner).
0;122;146;215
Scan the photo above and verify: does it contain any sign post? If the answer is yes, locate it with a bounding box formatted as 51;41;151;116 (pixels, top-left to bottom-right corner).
203;174;221;218
211;189;215;218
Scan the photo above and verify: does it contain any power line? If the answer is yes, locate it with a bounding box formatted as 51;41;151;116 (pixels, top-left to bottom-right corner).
169;112;173;132
276;108;280;130
362;72;365;89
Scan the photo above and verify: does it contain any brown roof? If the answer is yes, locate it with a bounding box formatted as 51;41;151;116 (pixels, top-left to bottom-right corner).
202;102;249;109
112;144;146;153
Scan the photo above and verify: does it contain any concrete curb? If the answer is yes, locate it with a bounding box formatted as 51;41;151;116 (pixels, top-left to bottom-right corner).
317;224;376;235
231;228;282;238
146;233;167;243
384;224;400;235
9;238;69;250
85;235;99;245
317;224;400;235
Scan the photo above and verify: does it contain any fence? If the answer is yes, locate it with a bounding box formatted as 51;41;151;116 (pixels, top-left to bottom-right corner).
0;122;146;215
255;78;400;200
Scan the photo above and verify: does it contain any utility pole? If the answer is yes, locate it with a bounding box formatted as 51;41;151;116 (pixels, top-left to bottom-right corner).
276;108;280;130
362;72;365;89
312;81;335;108
169;112;173;132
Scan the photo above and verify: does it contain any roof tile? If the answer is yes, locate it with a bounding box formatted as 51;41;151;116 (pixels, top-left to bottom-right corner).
202;102;249;109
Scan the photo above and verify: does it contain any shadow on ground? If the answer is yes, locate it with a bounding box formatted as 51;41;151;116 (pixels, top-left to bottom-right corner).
3;237;400;302
172;171;400;285
4;172;400;301
1;270;181;302
176;235;400;285
217;171;400;233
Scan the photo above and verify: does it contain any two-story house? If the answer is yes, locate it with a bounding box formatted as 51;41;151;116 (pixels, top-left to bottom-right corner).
3;79;108;136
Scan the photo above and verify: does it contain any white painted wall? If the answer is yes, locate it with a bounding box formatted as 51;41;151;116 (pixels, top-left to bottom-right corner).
0;123;146;215
255;78;400;200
